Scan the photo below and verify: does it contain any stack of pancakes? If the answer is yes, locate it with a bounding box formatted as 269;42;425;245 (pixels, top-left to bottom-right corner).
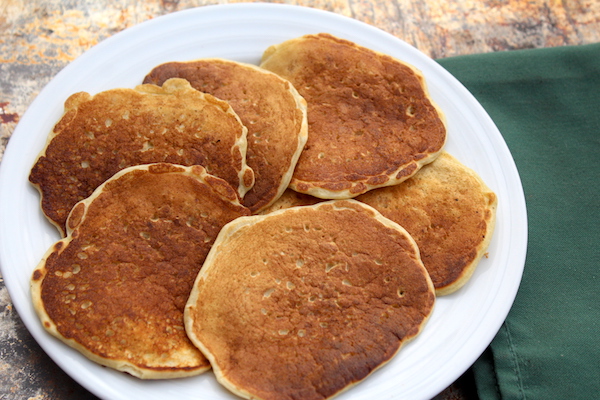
29;33;496;400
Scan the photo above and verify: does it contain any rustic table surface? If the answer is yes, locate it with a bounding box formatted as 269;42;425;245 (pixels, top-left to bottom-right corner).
1;1;598;399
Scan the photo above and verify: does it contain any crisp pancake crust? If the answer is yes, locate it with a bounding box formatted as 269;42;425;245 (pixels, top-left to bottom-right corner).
185;200;435;400
357;152;497;295
31;163;250;379
260;33;446;199
29;78;253;235
143;58;308;214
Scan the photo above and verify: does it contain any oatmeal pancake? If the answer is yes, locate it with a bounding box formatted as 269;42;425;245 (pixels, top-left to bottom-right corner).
31;163;250;378
260;33;446;199
185;200;435;400
29;78;253;235
144;58;307;213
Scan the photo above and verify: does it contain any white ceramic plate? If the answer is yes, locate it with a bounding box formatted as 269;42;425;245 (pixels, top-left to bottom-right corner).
0;4;527;400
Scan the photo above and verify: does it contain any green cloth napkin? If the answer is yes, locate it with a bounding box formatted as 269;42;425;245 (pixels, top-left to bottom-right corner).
437;44;600;399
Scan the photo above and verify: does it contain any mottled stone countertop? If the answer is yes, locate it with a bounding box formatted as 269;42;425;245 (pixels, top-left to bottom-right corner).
1;1;598;399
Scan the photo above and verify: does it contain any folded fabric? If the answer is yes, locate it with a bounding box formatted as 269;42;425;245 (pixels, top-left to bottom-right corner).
437;43;600;399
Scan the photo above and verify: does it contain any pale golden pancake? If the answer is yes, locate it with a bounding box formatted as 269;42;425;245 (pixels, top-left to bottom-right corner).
185;200;435;400
258;188;322;215
143;58;308;213
260;33;446;199
357;152;497;295
31;163;250;379
29;78;254;235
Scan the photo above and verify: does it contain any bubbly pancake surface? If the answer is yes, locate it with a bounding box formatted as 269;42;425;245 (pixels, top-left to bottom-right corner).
31;163;250;379
185;200;435;400
357;152;497;295
143;58;308;213
29;78;253;235
260;33;447;199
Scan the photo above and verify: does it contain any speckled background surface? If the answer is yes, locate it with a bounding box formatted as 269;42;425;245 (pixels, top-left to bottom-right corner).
1;1;599;399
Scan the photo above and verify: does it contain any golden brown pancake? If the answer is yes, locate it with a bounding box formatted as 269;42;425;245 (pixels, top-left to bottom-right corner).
357;152;497;295
185;200;435;400
29;78;254;235
143;58;308;213
31;163;250;379
260;33;447;199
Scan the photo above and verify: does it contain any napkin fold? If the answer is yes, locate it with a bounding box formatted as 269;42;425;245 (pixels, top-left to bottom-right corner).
437;43;600;399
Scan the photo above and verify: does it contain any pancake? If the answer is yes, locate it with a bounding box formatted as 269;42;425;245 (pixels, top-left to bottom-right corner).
185;200;435;400
30;163;251;379
143;58;308;213
258;187;322;215
29;78;254;236
357;152;497;295
260;152;497;295
260;33;446;199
